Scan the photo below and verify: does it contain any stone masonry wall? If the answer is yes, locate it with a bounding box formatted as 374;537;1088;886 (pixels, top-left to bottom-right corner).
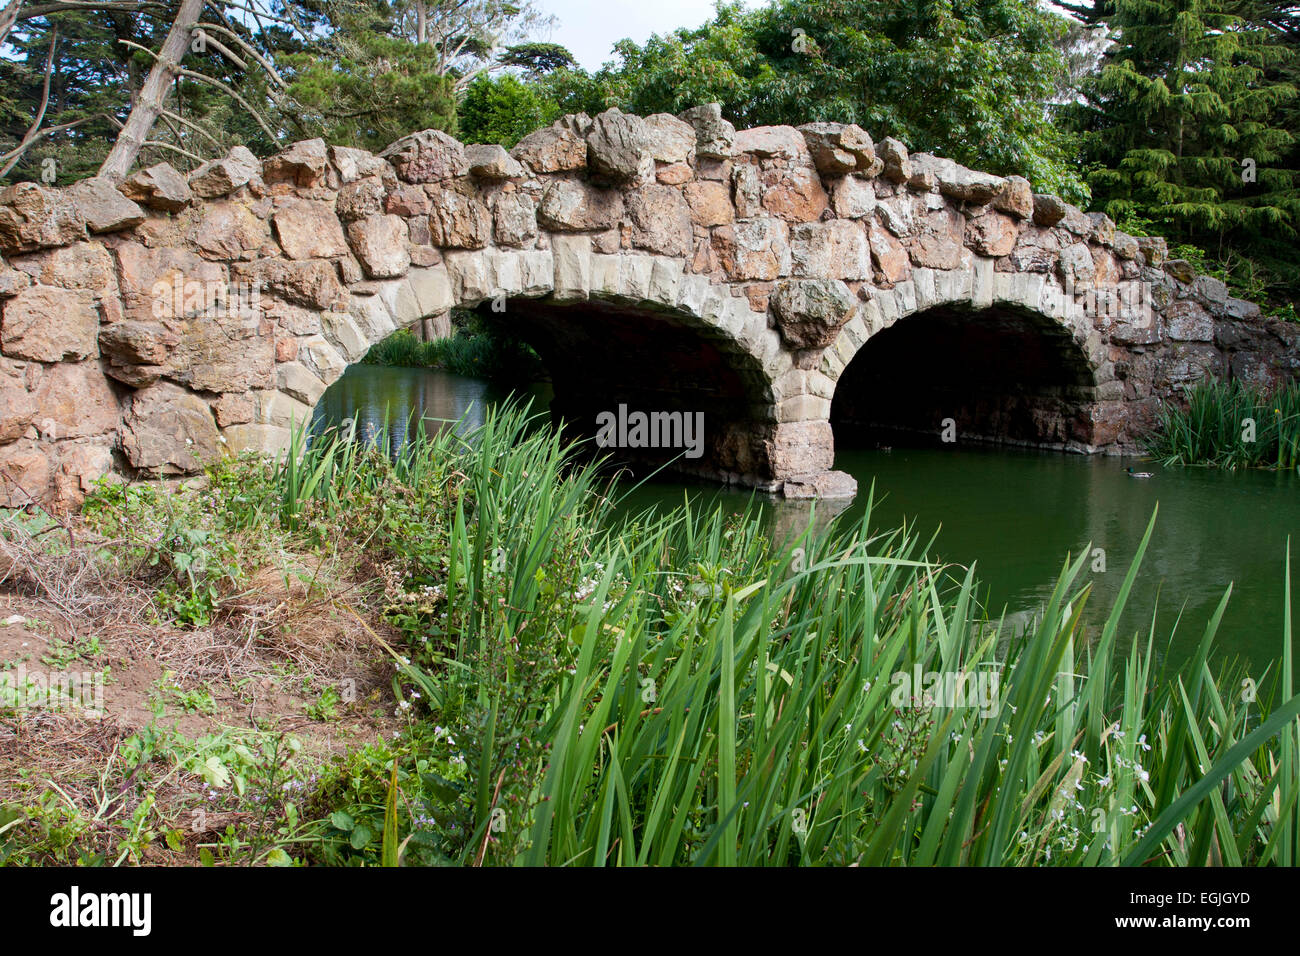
0;105;1296;510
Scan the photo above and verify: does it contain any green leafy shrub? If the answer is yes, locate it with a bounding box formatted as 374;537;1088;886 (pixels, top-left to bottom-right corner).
82;481;242;627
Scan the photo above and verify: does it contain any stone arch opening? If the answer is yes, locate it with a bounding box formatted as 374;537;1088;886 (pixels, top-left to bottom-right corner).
830;302;1102;451
307;249;791;489
474;296;775;483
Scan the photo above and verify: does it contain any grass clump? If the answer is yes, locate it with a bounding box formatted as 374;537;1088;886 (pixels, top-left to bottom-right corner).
5;406;1299;866
1144;379;1300;470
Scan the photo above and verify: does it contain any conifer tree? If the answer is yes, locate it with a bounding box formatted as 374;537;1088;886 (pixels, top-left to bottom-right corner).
1079;0;1297;278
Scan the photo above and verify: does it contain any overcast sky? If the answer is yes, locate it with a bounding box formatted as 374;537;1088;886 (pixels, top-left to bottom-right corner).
534;0;759;72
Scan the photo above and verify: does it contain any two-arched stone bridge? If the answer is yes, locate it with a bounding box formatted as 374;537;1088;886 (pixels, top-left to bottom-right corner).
1;105;1296;509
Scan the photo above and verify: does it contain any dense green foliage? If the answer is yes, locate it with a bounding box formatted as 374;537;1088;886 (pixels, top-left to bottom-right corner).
283;21;459;151
1071;0;1300;303
457;73;560;147
361;317;546;380
1144;379;1300;468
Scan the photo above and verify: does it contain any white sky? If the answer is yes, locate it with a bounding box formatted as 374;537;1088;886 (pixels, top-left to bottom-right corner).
535;0;764;72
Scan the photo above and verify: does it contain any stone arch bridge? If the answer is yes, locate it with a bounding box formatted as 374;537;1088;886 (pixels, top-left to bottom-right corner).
1;106;1296;509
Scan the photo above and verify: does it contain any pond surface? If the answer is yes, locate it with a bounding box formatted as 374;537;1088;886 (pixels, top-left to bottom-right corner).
315;364;1300;682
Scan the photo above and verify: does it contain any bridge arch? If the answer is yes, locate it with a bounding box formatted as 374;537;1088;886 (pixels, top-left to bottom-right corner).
294;244;795;487
819;263;1123;452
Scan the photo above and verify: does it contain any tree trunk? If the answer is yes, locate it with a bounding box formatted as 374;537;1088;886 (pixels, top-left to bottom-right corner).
98;0;205;181
0;0;21;48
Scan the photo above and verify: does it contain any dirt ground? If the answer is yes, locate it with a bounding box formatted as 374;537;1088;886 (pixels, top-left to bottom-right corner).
0;536;406;863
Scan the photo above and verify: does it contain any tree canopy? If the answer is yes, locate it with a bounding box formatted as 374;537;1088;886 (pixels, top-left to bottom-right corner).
556;0;1090;201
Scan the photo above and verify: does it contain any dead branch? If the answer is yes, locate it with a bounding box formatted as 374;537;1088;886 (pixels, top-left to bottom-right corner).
141;138;205;162
19;0;165;19
174;67;277;142
199;19;287;88
0;0;19;47
160;107;223;148
192;28;247;71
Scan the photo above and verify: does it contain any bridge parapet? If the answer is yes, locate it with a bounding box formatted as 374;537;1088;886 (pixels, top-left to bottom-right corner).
1;106;1295;510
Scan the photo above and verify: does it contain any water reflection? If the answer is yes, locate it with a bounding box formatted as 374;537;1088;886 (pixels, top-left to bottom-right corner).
313;364;1300;679
312;364;552;450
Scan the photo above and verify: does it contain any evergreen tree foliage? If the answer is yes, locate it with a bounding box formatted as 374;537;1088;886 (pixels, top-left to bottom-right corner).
1075;0;1298;300
283;10;458;150
457;72;559;146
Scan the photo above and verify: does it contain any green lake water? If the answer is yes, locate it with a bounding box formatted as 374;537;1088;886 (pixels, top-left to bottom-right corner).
315;363;1300;682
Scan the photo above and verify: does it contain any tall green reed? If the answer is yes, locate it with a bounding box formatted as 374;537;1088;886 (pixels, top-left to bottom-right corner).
261;407;1300;866
1145;379;1300;470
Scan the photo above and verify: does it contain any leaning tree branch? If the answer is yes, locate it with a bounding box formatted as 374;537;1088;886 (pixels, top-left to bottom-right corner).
218;0;303;35
19;0;166;20
193;29;247;70
141;138;205;162
0;114;101;163
0;0;20;47
116;35;281;144
156;110;188;151
199;19;287;88
0;115;105;169
160;107;222;148
174;67;278;142
98;0;206;181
